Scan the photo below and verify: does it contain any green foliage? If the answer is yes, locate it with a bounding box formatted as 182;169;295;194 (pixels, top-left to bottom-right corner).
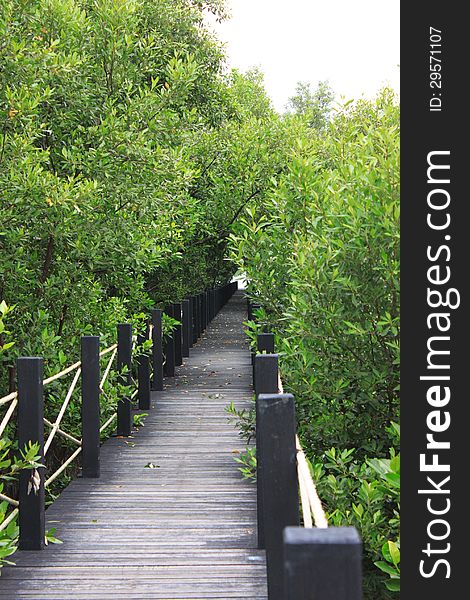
233;447;256;482
312;440;400;598
375;539;400;592
231;91;399;455
225;400;255;444
229;90;399;598
133;412;148;428
286;80;334;130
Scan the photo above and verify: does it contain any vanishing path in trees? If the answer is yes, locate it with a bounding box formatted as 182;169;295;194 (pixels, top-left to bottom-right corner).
1;292;267;599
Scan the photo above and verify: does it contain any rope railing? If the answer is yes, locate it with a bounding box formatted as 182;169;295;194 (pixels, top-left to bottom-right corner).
251;314;362;599
100;347;117;392
43;360;81;387
0;397;17;437
277;373;328;530
295;436;328;529
43;418;81;446
0;507;19;533
0;343;118;407
0;281;238;552
0;391;17;407
45;447;83;488
44;368;82;455
0;342;118;528
0;491;19;507
99;412;117;434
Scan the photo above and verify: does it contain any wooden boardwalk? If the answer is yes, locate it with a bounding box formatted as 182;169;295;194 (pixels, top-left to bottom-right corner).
0;292;267;599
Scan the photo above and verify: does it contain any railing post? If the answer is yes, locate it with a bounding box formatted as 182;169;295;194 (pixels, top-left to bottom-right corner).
192;296;198;344
17;357;45;550
163;305;175;377
151;309;163;391
254;333;275;388
197;294;203;336
173;303;183;367
283;527;362;600
188;297;194;348
257;333;275;354
210;289;215;322
137;323;151;410
117;323;132;436
182;299;191;357
81;336;100;478
258;393;299;600
254;353;279;549
201;292;207;331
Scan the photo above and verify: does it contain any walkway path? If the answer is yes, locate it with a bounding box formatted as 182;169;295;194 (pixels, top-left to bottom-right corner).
0;292;267;599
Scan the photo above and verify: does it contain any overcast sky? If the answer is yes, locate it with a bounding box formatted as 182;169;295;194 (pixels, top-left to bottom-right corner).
206;0;400;112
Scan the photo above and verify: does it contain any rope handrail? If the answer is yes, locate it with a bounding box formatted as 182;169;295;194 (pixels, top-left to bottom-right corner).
45;447;82;488
100;412;117;433
277;373;328;529
44;368;82;455
0;391;17;407
0;491;19;507
100;348;117;391
99;343;117;357
0;343;118;406
0;341;119;518
43;418;81;446
0;507;18;533
0;398;18;437
0;343;118;438
0;282;236;551
43;360;81;386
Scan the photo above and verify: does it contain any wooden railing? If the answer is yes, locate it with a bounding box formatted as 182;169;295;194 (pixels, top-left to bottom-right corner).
0;281;238;551
249;300;362;600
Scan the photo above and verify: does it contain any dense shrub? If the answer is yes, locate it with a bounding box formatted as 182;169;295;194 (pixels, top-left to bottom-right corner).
230;91;400;597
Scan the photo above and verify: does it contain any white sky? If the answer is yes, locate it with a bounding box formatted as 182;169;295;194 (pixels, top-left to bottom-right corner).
206;0;400;112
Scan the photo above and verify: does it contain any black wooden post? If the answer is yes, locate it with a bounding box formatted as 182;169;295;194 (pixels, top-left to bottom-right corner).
187;297;194;349
163;305;175;377
258;393;299;600
195;295;201;339
173;303;183;367
17;357;45;550
182;299;191;357
197;294;203;336
254;333;275;388
201;292;207;331
254;353;279;549
191;296;198;344
137;324;151;410
283;527;362;600
81;336;100;478
254;353;279;396
201;293;205;333
117;323;132;436
209;289;215;322
257;333;275;354
151;309;163;391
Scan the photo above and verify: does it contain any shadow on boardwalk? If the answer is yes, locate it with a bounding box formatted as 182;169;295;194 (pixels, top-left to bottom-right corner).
0;292;267;600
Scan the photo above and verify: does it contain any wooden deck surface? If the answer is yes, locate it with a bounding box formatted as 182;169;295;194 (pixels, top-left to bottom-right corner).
0;291;267;599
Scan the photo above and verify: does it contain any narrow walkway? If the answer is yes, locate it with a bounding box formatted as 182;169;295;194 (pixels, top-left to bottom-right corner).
0;292;267;599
